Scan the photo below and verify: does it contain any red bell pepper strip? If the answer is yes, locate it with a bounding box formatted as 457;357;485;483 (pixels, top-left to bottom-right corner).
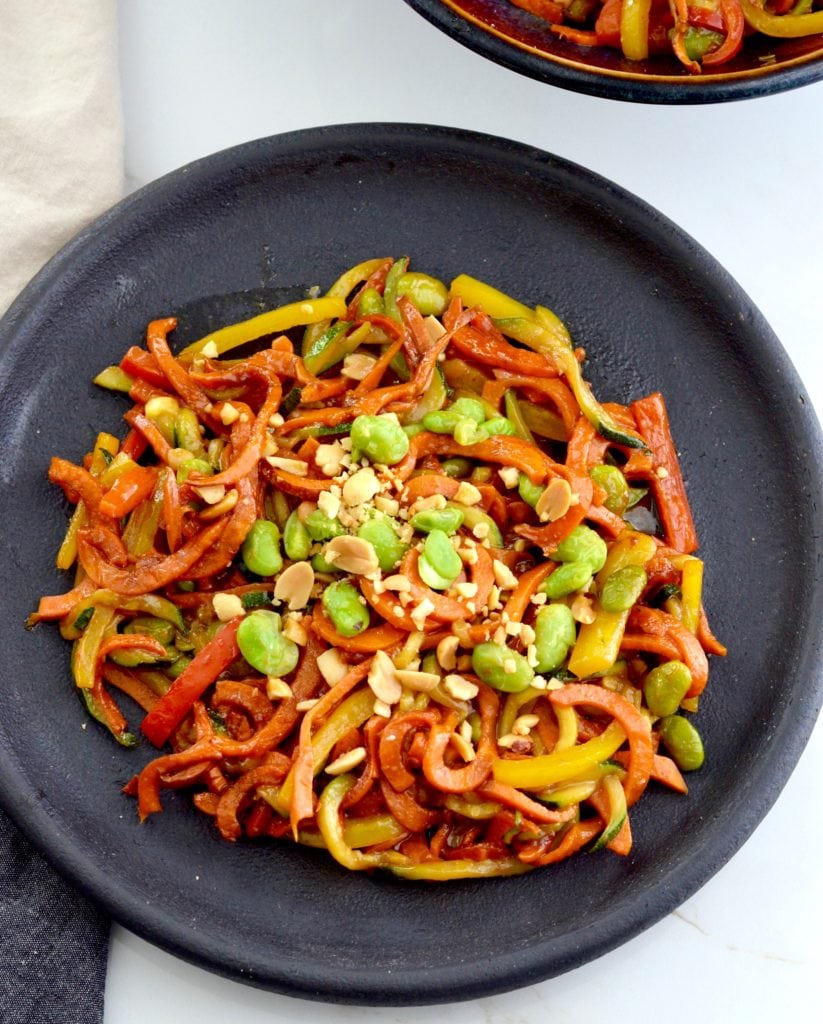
140;616;242;747
98;465;157;519
631;392;699;554
701;0;744;66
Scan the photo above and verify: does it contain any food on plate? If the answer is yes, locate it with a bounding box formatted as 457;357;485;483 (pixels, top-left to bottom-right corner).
509;0;823;74
31;257;725;879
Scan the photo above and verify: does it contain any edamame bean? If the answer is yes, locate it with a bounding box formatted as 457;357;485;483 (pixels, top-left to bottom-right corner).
471;643;534;693
483;416;517;437
417;554;454;591
395;271;449;316
542;560;593;598
422;529;462;585
350;414;410;465
644;660;692;718
311;550;339;574
304;509;344;542
533;604;577;674
599;565;648;613
422;410;463;434
123;616;176;646
242;519;283;577
357;515;408;571
449;397;486;425
590;464;630;515
658;715;704;771
283;510;312;561
322;580;370;637
552;525;608;573
410;506;464;535
237;610;299;676
518;473;544;509
403;423;426;439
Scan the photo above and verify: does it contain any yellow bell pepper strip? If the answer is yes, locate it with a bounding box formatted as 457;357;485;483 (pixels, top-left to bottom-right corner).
140;617;241;747
550;683;654;806
620;0;652;59
177;296;347;360
450;273;645;449
674;556;704;634
493;720;626;790
740;0;823;35
568;530;658;678
316;774;391;871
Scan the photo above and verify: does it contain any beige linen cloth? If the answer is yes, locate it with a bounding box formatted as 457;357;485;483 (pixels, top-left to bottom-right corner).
1;4;123;1020
0;0;124;314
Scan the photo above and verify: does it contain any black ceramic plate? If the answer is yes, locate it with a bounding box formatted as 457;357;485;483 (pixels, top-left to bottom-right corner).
0;124;821;1005
403;0;823;104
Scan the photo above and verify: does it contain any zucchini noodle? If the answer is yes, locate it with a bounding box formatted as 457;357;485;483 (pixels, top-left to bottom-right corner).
31;257;726;879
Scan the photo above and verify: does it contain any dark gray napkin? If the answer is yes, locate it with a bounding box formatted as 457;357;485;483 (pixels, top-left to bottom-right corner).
0;807;109;1024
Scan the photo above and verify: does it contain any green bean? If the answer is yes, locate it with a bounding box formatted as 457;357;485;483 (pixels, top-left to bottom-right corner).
552;525;608;573
410;506;464;535
644;660;692;718
590;464;630;515
450;397;487;425
304;509;344;542
123;616;176;646
542;560;592;598
533;604;577;674
236;610;299;676
283;510;312;561
176;457;213;484
441;457;472;478
322;580;371;637
518;473;544;509
395;271;449;316
241;519;283;577
350;413;410;465
658;715;704;771
471;643;534;693
174;407;205;456
357;515;408;571
357;286;384;317
599;565;647;613
422;529;462;586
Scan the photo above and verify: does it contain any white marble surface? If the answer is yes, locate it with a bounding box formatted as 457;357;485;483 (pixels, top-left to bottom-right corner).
107;2;823;1020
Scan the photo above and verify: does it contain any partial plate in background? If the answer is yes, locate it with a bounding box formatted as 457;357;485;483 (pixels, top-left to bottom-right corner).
404;0;823;103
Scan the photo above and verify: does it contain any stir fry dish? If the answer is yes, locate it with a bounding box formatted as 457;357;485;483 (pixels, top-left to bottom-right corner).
32;257;726;880
510;0;823;74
